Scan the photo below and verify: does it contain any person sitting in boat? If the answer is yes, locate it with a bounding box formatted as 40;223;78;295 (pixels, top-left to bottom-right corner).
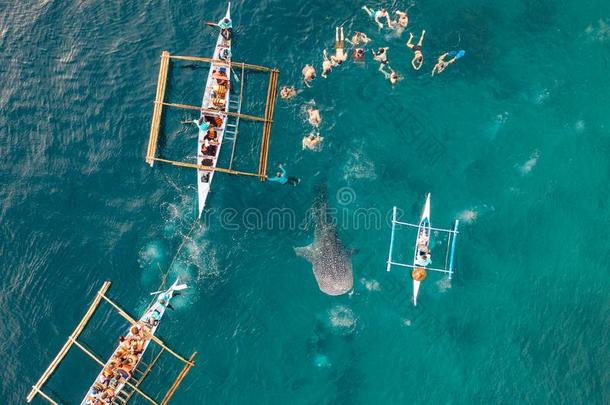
406;30;426;70
213;68;229;85
145;309;162;327
219;47;231;61
362;6;393;29
415;245;432;266
193;117;211;133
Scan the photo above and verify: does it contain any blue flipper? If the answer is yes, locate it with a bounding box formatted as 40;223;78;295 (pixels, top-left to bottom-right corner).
455;50;466;59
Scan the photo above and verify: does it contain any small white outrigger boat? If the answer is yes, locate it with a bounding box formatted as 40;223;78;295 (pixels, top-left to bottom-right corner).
386;194;459;306
196;2;233;218
82;280;187;405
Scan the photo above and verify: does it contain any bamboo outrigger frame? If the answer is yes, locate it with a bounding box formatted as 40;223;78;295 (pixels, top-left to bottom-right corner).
146;51;279;181
27;281;196;405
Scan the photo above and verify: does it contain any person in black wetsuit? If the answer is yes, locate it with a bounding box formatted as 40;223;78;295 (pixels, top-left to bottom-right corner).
406;30;426;70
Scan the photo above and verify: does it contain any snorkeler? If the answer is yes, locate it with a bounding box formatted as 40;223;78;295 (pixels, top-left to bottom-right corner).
307;107;321;127
353;47;365;61
372;47;390;71
330;27;347;65
362;6;393;29
280;86;297;99
322;50;333;78
302;64;316;87
394;10;409;30
380;65;399;84
406;30;426;70
431;52;457;76
347;31;370;46
302;132;324;151
268;163;300;186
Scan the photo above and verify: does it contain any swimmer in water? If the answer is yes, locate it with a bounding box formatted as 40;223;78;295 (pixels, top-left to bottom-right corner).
280;86;297;99
302;132;324;151
322;50;332;78
394;10;409;30
406;30;426;70
372;47;389;71
330;27;347;65
302;64;316;87
347;31;370;46
380;65;399;84
431;52;457;76
353;47;365;62
307;108;322;127
362;6;393;29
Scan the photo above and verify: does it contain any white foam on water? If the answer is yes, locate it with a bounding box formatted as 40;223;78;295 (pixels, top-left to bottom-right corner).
575;120;585;133
360;277;381;291
138;240;167;271
403;319;412;327
436;277;452;293
487;112;509;138
343;143;377;181
313;353;331;368
327;304;358;335
535;89;550;105
518;150;540;175
458;209;478;224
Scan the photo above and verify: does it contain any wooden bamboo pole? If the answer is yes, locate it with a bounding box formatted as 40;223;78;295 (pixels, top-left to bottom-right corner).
152;157;264;178
98;293;194;366
160;352;198;405
147;51;171;166
72;340;158;405
27;281;112;403
258;69;279;180
168;54;273;72
28;386;60;405
159;102;270;123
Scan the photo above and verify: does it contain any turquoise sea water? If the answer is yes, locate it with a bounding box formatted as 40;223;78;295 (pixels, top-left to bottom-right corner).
1;0;609;403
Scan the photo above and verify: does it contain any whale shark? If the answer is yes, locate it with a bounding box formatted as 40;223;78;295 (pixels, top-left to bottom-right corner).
295;191;353;296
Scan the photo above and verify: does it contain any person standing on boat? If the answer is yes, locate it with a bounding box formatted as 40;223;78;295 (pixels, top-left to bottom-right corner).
406;30;426;70
269;164;300;186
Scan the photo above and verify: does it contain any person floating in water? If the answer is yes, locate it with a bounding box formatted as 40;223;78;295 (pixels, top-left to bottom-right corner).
302;65;316;87
380;65;399;84
268;164;300;186
347;31;370;46
372;47;390;72
362;6;393;29
322;50;333;78
394;10;409;31
330;27;347;66
307;107;322;127
280;86;297;99
431;52;457;76
352;47;365;62
406;30;426;70
302;132;324;151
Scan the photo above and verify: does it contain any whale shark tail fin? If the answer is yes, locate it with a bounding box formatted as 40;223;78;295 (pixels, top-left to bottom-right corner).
294;244;316;263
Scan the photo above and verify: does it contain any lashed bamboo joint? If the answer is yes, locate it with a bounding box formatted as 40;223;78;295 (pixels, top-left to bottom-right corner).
26;281;196;405
145;51;279;182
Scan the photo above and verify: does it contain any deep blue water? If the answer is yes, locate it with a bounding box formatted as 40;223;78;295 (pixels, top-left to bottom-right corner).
1;0;609;404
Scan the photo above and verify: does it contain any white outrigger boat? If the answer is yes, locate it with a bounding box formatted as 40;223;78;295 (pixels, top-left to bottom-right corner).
82;280;187;405
386;194;460;306
196;2;233;218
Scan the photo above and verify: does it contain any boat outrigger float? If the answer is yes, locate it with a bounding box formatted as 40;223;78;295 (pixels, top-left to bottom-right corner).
27;281;197;405
386;194;460;306
146;2;280;218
